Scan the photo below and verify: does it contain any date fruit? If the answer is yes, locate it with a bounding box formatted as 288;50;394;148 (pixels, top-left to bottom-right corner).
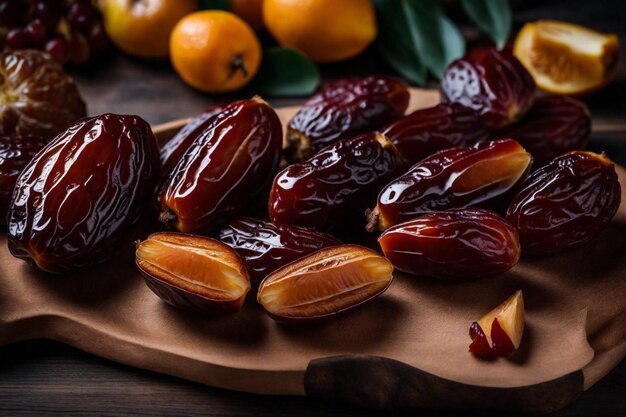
470;290;524;359
269;132;403;231
506;151;621;254
0;50;86;141
382;103;489;166
218;217;341;285
159;104;227;174
257;244;393;322
441;48;535;130
285;75;409;162
368;139;533;231
136;232;251;314
0;133;47;224
159;97;282;233
496;95;591;167
379;209;520;279
7;114;160;273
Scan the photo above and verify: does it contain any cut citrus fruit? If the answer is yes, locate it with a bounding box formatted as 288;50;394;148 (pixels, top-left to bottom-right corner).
513;20;620;95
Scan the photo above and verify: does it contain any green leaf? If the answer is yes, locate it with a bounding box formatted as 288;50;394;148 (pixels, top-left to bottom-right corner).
461;0;512;49
198;0;229;10
402;0;465;79
251;48;320;97
372;0;427;85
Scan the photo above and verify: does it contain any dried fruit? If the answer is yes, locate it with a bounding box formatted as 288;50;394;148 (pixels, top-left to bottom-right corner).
441;48;536;130
368;139;532;231
513;20;620;96
378;209;520;279
269;132;403;232
218;217;341;285
470;290;525;359
136;232;250;314
0;133;47;224
382;103;490;166
159;97;282;233
159;104;227;174
0;50;86;141
257;244;393;322
7;114;160;273
285;76;409;162
506;151;621;254
495;95;591;167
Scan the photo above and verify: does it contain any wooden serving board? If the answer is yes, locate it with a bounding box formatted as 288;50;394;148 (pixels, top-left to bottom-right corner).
1;89;625;414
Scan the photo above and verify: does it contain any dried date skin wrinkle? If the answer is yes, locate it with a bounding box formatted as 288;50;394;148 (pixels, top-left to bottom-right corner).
7;114;160;273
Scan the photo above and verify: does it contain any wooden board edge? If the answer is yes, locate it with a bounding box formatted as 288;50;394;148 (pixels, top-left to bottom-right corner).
304;355;584;414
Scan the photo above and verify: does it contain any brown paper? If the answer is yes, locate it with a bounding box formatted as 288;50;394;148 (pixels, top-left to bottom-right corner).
0;88;624;396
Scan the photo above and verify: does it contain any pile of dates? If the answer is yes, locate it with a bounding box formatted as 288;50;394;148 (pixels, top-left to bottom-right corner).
4;48;621;332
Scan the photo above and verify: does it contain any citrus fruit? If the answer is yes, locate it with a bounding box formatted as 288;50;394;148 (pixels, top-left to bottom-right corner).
263;0;377;63
230;0;264;31
170;11;262;93
513;20;620;95
103;0;197;59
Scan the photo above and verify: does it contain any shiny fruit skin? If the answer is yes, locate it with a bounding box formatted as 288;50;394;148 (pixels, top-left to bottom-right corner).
0;134;47;224
441;48;536;130
506;151;621;254
218;217;341;286
257;244;393;323
263;0;376;63
369;139;533;231
159;104;228;174
8;114;160;274
103;0;197;59
159;97;282;233
170;11;261;93
231;0;264;31
379;208;520;279
136;232;250;314
285;76;409;162
495;95;591;167
269;132;403;232
0;50;86;141
382;103;490;166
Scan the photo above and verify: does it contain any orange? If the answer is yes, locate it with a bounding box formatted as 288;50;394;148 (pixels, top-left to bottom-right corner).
102;0;197;59
513;20;620;96
263;0;377;63
230;0;264;31
170;11;262;93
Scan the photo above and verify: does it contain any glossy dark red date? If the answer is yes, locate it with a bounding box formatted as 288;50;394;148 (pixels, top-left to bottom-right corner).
159;97;283;233
7;114;160;273
269;132;403;231
218;217;341;285
506;151;621;254
285;75;409;162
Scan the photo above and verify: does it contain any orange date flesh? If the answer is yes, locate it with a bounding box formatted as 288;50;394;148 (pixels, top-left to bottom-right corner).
136;232;251;314
257;245;393;322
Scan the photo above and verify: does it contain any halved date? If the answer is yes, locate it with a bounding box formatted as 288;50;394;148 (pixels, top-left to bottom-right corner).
382;103;489;165
367;139;532;231
136;232;250;313
506;151;621;254
8;114;160;273
495;95;591;167
269;132;403;232
257;244;393;322
285;75;409;162
159;97;282;233
218;217;340;286
378;208;520;278
159;104;227;174
0;133;47;224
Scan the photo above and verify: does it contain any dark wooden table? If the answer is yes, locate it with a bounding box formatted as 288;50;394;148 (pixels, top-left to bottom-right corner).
1;1;625;415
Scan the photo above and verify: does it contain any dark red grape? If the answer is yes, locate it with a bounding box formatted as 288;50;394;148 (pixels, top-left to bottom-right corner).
69;33;90;64
5;28;28;49
88;21;110;52
24;19;48;46
68;1;96;33
35;1;62;28
45;37;70;64
0;0;27;26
